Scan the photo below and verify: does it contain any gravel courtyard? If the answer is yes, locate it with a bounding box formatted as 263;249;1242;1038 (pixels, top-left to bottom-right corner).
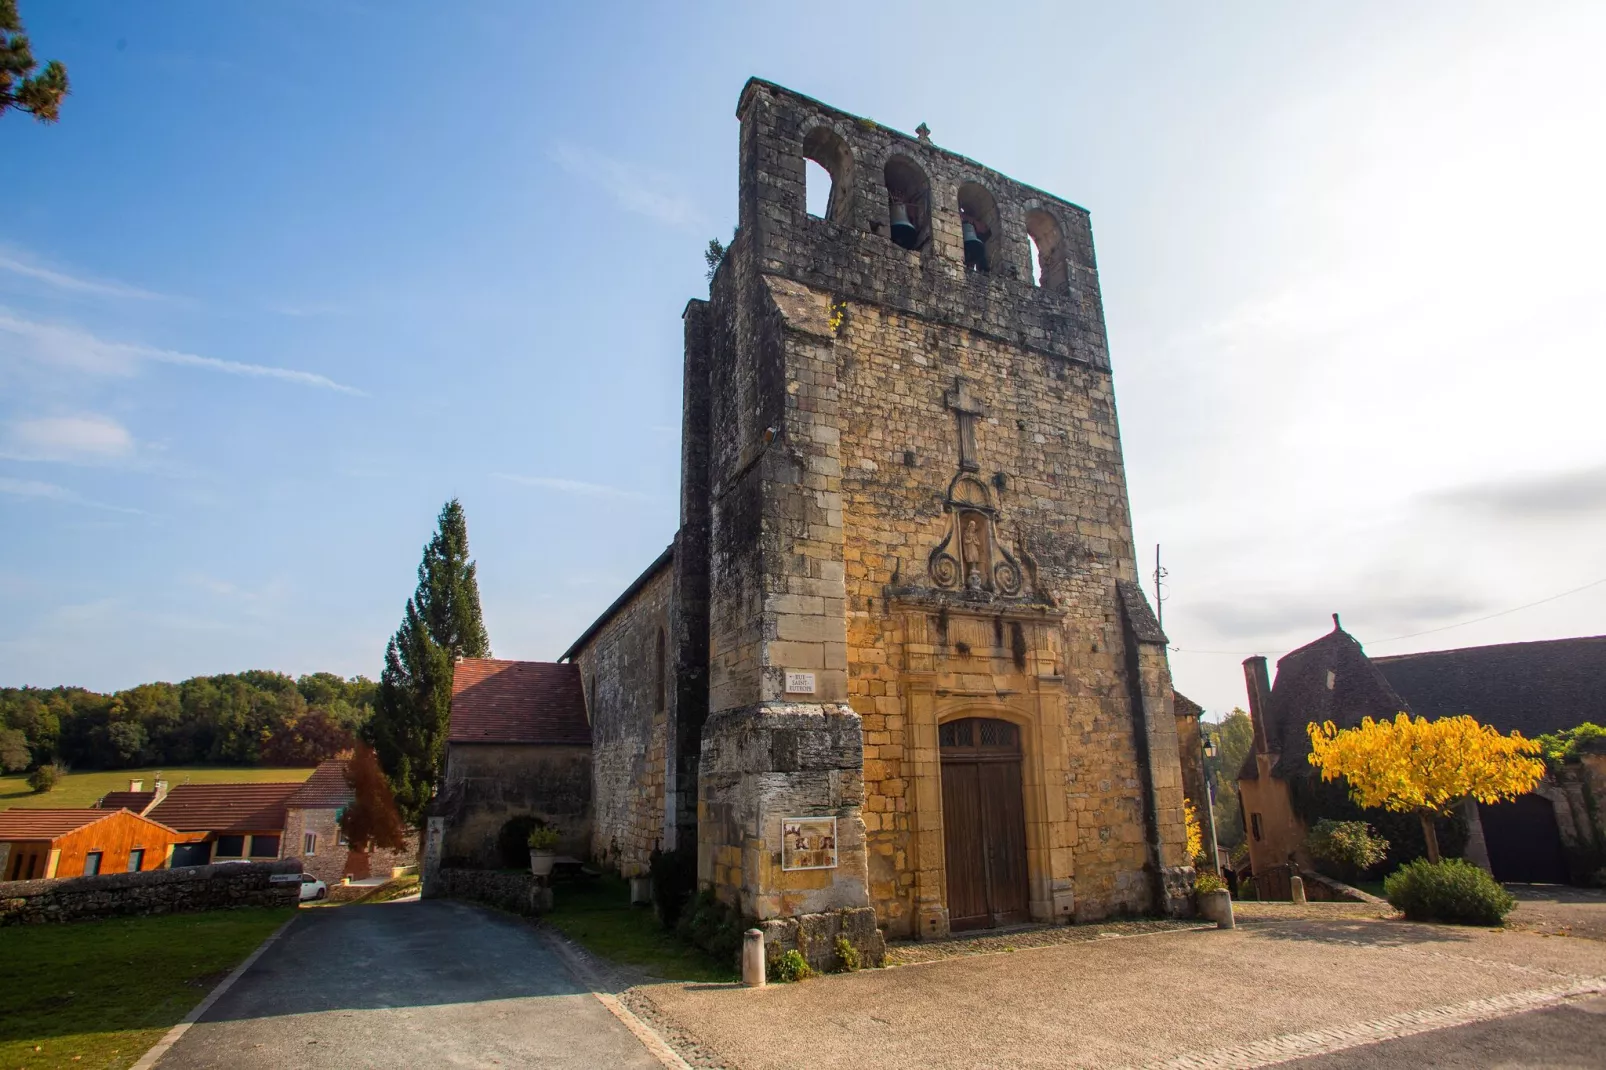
632;897;1606;1070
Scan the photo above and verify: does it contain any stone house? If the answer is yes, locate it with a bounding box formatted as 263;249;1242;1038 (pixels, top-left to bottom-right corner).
281;759;418;885
1238;619;1606;893
0;808;185;881
431;658;593;868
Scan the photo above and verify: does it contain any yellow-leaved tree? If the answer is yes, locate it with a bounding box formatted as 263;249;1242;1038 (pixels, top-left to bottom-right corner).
1183;800;1204;865
1306;714;1545;864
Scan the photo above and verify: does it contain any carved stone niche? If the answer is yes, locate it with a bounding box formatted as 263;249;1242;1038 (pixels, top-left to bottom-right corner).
927;473;1025;596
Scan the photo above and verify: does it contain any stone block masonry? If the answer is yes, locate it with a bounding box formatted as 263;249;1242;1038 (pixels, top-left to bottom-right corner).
0;859;302;925
430;867;551;917
567;79;1194;970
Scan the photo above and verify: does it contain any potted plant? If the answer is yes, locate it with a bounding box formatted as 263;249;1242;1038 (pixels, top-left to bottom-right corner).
527;825;560;877
1195;871;1233;928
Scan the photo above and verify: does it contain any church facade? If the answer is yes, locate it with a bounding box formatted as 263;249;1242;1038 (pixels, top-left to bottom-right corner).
552;79;1194;949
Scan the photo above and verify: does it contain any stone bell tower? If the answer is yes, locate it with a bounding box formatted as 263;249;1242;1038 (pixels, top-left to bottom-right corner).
670;80;1192;958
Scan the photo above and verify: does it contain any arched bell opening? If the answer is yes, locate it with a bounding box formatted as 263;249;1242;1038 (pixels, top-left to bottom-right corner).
1024;207;1069;292
802;126;854;224
885;155;932;251
957;182;1000;273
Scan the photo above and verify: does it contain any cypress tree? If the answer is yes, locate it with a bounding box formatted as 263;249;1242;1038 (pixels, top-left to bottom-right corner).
369;498;490;823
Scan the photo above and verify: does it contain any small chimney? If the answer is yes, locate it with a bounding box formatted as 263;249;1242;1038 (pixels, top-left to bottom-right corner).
128;778;144;793
1242;656;1274;756
153;779;170;801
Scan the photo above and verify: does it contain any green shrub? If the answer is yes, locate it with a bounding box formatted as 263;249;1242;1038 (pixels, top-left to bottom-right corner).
1384;859;1515;925
1306;819;1390;880
27;763;62;794
1194;871;1227;895
526;825;560;851
833;934;860;973
675;888;744;965
770;948;812;983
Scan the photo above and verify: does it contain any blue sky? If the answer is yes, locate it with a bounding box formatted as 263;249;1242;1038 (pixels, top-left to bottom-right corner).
3;1;1603;713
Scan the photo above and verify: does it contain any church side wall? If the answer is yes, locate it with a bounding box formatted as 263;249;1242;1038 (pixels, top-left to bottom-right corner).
573;568;673;877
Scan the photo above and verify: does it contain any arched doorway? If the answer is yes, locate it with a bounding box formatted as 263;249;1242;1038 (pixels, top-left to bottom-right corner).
1481;794;1569;884
940;717;1030;930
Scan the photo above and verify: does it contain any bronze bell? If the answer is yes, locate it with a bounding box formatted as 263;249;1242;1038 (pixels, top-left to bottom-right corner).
890;202;919;249
963;221;988;271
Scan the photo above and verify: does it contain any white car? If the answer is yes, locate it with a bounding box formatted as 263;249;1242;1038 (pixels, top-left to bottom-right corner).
299;874;328;901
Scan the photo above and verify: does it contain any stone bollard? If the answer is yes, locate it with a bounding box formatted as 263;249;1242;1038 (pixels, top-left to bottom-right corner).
1289;875;1307;905
1198;889;1235;930
629;875;652;907
742;928;766;987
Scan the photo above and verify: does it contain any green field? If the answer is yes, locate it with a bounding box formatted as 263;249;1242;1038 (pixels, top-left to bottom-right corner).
0;766;316;811
0;906;294;1069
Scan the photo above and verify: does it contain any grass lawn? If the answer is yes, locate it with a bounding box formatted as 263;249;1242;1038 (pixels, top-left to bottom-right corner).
544;876;736;984
0;766;315;811
0;906;294;1070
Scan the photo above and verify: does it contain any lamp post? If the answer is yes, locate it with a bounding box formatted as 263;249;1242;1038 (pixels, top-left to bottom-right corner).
1201;734;1222;876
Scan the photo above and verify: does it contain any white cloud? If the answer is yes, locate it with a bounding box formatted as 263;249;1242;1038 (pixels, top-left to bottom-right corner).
492;472;649;500
549;143;706;230
0;475;142;513
0;249;167;301
3;414;135;463
0;311;365;394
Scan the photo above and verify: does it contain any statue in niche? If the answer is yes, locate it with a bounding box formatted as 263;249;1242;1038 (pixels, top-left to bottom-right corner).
962;513;986;591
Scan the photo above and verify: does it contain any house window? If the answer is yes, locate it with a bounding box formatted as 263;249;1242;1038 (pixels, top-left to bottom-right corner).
126;848;145;873
1251;813;1264;842
83;851;103;876
337;829;350;847
304;832;318;856
249;835;281;858
215;835;246;858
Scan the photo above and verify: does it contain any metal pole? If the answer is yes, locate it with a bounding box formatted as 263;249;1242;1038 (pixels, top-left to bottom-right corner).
1204;778;1222;876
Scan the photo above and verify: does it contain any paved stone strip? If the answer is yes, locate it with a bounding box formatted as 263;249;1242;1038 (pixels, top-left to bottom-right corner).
540;928;695;1070
1129;977;1606;1070
884;918;1206;966
133;914;299;1070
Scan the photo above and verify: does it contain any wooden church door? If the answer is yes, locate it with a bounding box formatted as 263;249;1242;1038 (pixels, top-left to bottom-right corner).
940;717;1030;931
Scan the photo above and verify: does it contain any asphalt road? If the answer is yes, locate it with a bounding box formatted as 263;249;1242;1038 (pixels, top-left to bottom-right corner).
155;898;663;1070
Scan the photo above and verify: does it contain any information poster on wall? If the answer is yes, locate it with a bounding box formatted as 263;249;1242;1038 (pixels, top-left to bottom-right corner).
782;816;838;871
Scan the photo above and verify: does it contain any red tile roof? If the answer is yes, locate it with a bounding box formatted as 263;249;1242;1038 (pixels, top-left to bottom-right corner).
449;659;591;745
98;790;157;813
146;782;302;832
285;760;353;809
0;808;176;841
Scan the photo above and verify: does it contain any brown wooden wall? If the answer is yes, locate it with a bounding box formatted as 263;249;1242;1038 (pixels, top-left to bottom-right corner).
8;813;187;879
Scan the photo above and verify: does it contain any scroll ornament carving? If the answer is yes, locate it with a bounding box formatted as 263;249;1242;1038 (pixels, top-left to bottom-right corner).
927;473;1025;596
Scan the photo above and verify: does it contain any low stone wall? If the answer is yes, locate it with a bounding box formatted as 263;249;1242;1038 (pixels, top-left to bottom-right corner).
1301;870;1387;905
430;867;551;916
759;906;885;974
0;859;302;925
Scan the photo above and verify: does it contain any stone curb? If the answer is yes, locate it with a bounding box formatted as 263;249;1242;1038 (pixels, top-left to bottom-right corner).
129;912;300;1070
540;927;695;1070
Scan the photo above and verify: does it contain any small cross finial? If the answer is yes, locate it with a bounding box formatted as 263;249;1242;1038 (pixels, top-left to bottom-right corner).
916;122;931;144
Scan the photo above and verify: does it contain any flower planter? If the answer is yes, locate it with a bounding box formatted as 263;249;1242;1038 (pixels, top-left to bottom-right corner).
529;849;556;878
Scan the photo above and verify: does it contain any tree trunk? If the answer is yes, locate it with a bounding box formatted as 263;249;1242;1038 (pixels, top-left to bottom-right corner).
1418;811;1441;864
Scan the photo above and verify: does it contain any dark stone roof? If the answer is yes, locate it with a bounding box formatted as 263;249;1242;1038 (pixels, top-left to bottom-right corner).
1173;692;1204;720
284;760;353;810
1238;618;1413;781
1116;580;1168;644
1373;636;1606;740
146;783;302;833
449;659;592;746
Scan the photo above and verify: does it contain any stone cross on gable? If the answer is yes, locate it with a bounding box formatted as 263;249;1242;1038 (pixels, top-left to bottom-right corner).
946;377;983;472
